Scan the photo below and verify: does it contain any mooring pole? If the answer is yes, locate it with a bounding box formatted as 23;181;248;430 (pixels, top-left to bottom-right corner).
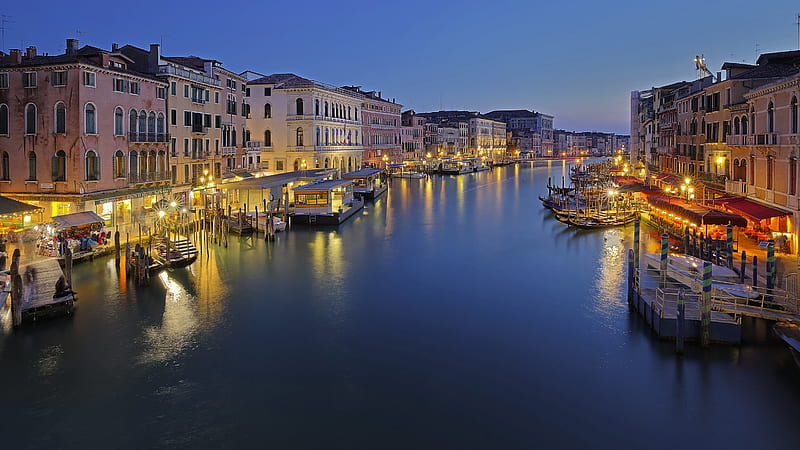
726;223;733;269
627;248;634;305
633;219;640;275
701;260;712;348
660;233;669;289
740;250;747;284
676;288;685;354
752;255;759;288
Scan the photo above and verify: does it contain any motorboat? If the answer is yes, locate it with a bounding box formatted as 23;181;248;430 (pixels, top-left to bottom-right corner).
392;171;426;179
643;253;758;299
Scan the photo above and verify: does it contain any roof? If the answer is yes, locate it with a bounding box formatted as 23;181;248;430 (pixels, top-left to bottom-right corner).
219;169;336;191
712;196;791;221
0;196;42;217
248;73;311;87
647;196;747;227
52;211;105;228
293;179;354;192
342;168;385;178
161;56;218;70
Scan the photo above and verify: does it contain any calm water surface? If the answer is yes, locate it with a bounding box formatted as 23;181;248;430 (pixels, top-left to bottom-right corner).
2;163;799;449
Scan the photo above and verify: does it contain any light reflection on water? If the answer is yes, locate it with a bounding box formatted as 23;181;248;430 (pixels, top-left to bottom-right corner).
138;272;199;366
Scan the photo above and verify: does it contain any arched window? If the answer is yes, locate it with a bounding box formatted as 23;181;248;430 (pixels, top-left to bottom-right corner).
296;127;304;146
324;101;329;117
742;116;748;135
767;156;774;189
739;159;747;182
114;107;124;135
25;103;37;135
315;100;320;116
156;113;165;136
157;150;166;174
791;96;798;134
733;117;740;135
296;98;304;116
85;150;100;181
138;111;146;137
264;103;271;118
52;150;66;182
148;111;156;136
147;151;156;176
1;151;9;180
129;150;138;181
348;106;351;120
85;103;97;134
316;127;320;145
129;109;138;136
354;107;358;121
767;101;774;133
0;104;8;135
55;102;66;134
264;130;272;146
114;150;125;178
325;128;329;145
27;152;36;181
750;107;755;134
231;128;237;147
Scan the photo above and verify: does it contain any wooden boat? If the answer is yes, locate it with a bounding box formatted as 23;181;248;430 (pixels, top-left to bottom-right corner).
392;171;426;179
567;212;637;228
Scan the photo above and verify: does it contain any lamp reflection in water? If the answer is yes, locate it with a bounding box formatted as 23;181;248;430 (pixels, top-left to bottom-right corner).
138;271;199;365
593;228;627;330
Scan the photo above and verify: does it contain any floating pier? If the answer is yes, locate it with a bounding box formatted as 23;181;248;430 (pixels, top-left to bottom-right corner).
18;258;76;324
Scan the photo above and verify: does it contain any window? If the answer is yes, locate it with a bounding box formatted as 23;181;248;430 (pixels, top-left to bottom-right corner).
214;92;219;104
85;103;97;134
23;72;37;88
0;73;8;89
296;98;304;116
264;130;272;146
264;103;271;118
170;81;177;96
113;150;125;178
86;150;100;181
129;151;138;179
792;97;798;134
296;127;304;146
129;109;138;135
83;71;96;87
114;107;124;135
148;112;156;135
204;114;211;128
157;113;165;136
768;102;775;133
184;111;192;126
170;109;177;126
276;160;284;171
113;78;127;92
1;151;9;180
52;150;66;182
138;111;146;136
183;138;189;156
156;86;167;99
25;103;37;134
242;103;250;118
215;115;221;128
245;88;250;97
0;104;7;135
51;71;67;86
264;87;271;96
49;102;66;135
184;84;189;98
205;90;210;102
130;82;140;95
170;138;177;157
27;152;36;181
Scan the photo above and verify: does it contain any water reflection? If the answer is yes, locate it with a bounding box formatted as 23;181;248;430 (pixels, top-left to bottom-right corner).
138;271;198;365
593;227;627;325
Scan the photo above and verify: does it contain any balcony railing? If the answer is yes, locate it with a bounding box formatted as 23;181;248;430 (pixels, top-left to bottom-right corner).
696;171;728;187
220;146;236;155
128;172;170;184
246;140;263;149
755;133;778;145
726;134;783;146
157;64;221;87
128;132;170;143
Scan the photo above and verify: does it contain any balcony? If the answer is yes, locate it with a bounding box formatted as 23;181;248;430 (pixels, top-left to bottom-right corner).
755;133;778;145
726;133;786;146
157;64;221;87
128;132;169;143
246;140;263;150
220;146;236;155
128;171;170;184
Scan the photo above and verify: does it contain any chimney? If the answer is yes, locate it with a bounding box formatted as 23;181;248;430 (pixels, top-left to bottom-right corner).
25;46;37;58
112;43;119;52
148;44;161;72
9;49;22;64
66;39;78;55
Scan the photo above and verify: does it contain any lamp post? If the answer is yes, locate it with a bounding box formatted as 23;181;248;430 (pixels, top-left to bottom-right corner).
680;177;694;202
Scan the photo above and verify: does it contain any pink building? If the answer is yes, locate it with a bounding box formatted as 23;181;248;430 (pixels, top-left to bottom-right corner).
401;110;425;160
342;87;402;168
0;39;169;225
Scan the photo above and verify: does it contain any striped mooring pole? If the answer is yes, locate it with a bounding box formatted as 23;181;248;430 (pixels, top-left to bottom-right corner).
726;223;733;268
752;255;759;288
676;288;686;354
633;219;640;274
660;233;669;288
740;250;747;284
767;240;775;291
701;260;712;348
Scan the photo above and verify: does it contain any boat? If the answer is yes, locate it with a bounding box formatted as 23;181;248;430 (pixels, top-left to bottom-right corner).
244;211;287;232
567;212;637;228
155;237;198;269
773;322;800;368
392;171;426;179
643;253;759;299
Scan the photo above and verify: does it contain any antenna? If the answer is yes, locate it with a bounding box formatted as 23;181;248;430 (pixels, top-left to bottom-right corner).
76;29;86;39
796;13;800;50
755;43;760;59
0;14;14;51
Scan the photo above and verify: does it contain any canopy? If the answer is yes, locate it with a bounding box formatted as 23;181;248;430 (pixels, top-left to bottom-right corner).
0;195;42;217
647;196;747;227
52;211;105;228
711;196;790;221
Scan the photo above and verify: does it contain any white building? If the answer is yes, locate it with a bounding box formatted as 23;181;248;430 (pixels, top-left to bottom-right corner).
246;74;364;174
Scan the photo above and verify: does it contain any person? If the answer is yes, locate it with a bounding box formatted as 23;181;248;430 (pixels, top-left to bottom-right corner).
54;275;71;298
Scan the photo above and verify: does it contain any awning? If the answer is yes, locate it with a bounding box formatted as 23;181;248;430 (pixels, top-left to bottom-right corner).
52;211;105;228
647;196;747;227
651;173;681;185
88;184;171;202
713;196;791;221
0;195;43;217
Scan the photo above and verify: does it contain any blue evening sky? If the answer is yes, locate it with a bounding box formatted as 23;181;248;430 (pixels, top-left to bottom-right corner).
2;1;798;134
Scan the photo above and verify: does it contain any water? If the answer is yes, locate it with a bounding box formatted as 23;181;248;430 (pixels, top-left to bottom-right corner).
2;163;799;449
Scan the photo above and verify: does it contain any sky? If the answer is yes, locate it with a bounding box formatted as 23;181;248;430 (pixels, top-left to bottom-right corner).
2;1;799;134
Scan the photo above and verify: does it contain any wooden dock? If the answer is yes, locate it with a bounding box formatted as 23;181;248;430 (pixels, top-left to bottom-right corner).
20;258;75;323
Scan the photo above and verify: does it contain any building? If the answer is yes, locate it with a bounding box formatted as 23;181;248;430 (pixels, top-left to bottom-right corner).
484;109;553;156
120;44;248;207
418;111;506;160
0;39;170;227
400;110;425;160
246;73;364;174
342;87;402;168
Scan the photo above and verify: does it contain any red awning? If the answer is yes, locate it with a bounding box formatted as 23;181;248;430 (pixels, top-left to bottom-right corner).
713;197;790;221
647;196;748;227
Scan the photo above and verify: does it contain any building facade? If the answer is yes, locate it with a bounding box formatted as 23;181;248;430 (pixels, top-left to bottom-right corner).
342;87;402;168
0;39;170;226
246;74;364;174
400;110;425;160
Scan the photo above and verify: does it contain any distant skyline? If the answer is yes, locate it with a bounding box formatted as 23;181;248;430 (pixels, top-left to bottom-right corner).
2;1;799;134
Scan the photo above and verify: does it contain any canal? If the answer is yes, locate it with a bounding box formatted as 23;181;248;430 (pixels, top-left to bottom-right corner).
2;162;799;449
